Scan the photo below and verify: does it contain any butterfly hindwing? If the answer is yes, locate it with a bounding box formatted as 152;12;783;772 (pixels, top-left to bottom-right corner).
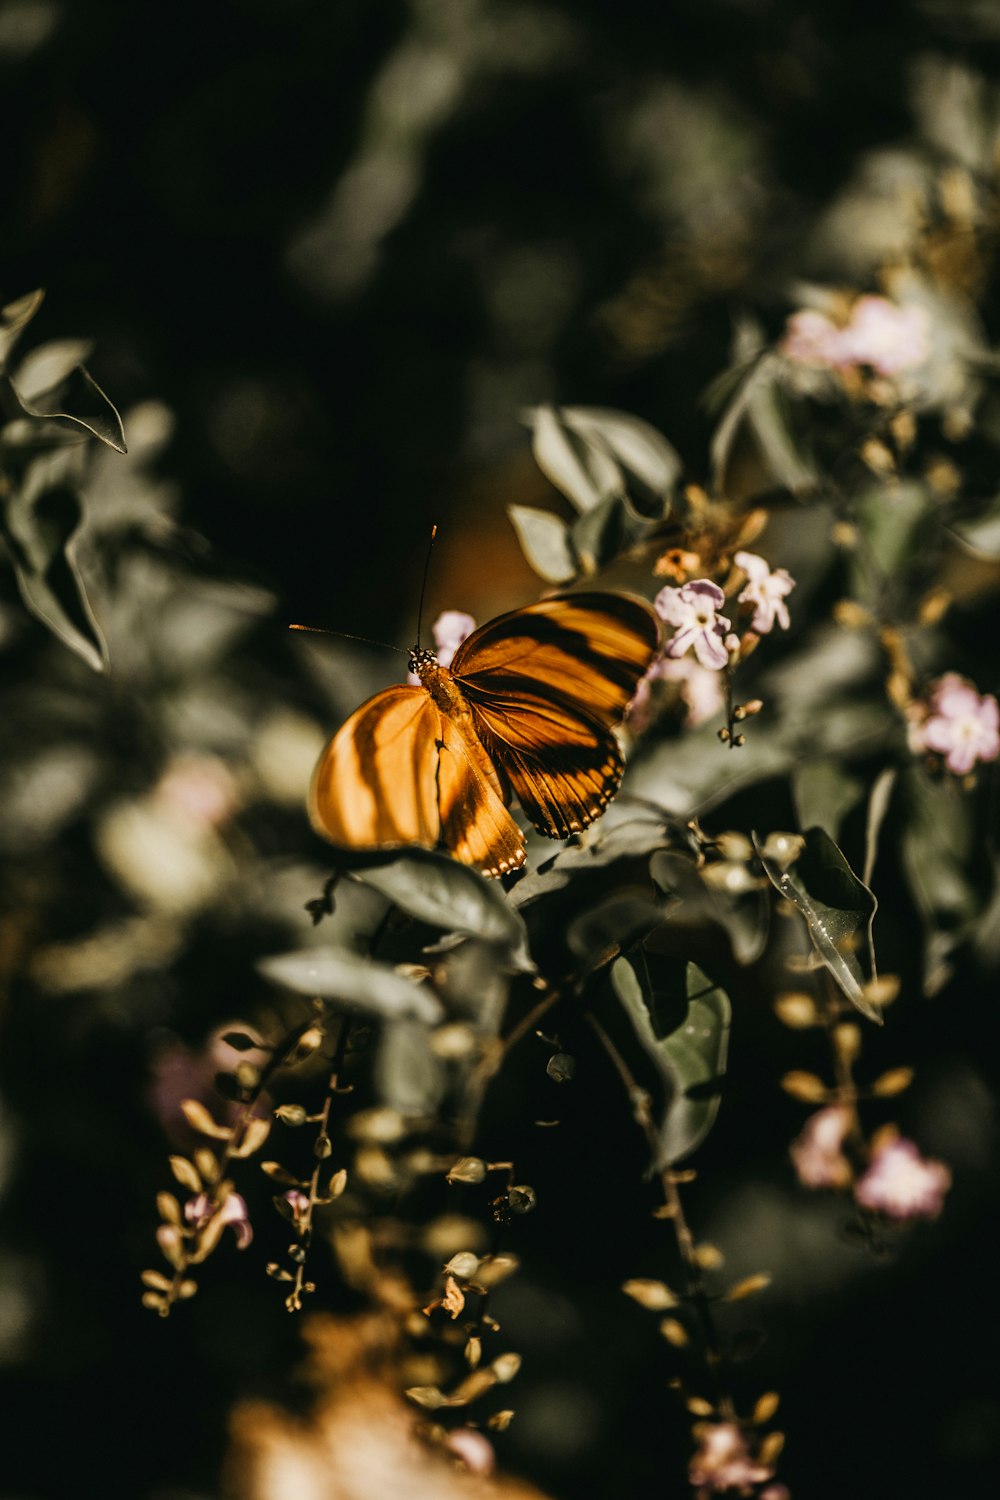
450;593;659;838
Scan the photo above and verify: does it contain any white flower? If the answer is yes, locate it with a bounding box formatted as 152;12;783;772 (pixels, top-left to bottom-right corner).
734;551;795;634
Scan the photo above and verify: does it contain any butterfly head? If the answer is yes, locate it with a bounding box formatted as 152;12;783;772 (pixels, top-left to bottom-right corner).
408;646;438;682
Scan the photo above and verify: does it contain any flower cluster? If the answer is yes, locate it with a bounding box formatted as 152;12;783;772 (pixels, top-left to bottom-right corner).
790;1107;951;1222
628;554;795;735
782;294;930;377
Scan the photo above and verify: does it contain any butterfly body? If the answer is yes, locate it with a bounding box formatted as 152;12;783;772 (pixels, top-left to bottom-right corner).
309;593;660;877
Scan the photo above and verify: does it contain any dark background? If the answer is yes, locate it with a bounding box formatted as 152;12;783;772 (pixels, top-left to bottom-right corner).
2;2;1000;1498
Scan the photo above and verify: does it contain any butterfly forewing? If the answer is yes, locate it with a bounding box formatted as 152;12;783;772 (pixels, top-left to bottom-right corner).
308;685;526;877
451;593;659;726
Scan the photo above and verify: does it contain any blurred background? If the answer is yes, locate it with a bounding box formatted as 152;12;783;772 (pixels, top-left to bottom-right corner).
2;1;1000;1497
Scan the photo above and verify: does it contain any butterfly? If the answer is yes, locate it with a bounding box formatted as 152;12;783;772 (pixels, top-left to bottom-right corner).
308;592;660;878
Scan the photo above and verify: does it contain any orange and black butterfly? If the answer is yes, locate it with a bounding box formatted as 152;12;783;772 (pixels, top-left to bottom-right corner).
308;593;660;878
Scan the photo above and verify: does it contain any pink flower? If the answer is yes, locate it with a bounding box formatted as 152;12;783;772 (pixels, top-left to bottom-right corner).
908;673;1000;776
147;1025;272;1148
432;610;476;667
839;295;930;376
154;753;238;829
445;1427;495;1476
655;580;731;671
734;552;795;634
185;1191;253;1248
854;1137;951;1221
407;610;476;683
689;1423;774;1495
627;653;726;732
782;295;929;377
790;1105;853;1190
781;308;846;367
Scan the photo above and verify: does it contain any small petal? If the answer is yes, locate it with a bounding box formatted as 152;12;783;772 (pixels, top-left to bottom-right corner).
790;1105;853;1190
734;552;795;635
855;1137;951;1221
432;610;477;669
689;1422;774;1492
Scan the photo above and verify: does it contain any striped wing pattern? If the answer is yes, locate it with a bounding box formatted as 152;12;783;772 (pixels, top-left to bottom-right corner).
308;685;525;877
452;594;659;840
309;593;659;876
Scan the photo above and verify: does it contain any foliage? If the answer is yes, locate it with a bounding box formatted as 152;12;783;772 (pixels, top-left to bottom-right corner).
3;16;1000;1500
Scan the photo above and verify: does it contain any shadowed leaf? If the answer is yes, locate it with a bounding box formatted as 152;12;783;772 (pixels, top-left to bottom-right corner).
612;956;731;1165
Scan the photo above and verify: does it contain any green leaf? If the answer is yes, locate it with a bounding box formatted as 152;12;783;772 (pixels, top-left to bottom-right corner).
352;850;533;971
570;491;626;573
648;850;769;966
863;767;896;888
1;479;108;671
555;407;680;514
507;504;578;583
566;891;663;969
525;403;621;513
852;483;934;582
949;496;1000;559
258;945;443;1024
0;365;127;453
709;321;816;500
375;1019;445;1114
754;827;882;1023
0;289;45;367
14;339;95;401
899;766;987;990
611;957;731;1165
792;760;865;844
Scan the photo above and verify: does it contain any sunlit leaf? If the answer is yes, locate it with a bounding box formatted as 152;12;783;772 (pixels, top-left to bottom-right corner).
14;339;95;401
755;827;882;1022
507;503;577;583
863;767;896;888
611;957;731;1165
258;945;443;1024
0;288;45;366
560;407;680;510
525;402;621;512
1;364;126;452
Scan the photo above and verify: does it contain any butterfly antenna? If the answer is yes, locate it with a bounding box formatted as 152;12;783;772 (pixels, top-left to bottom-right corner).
288;624;408;656
415;524;438;651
